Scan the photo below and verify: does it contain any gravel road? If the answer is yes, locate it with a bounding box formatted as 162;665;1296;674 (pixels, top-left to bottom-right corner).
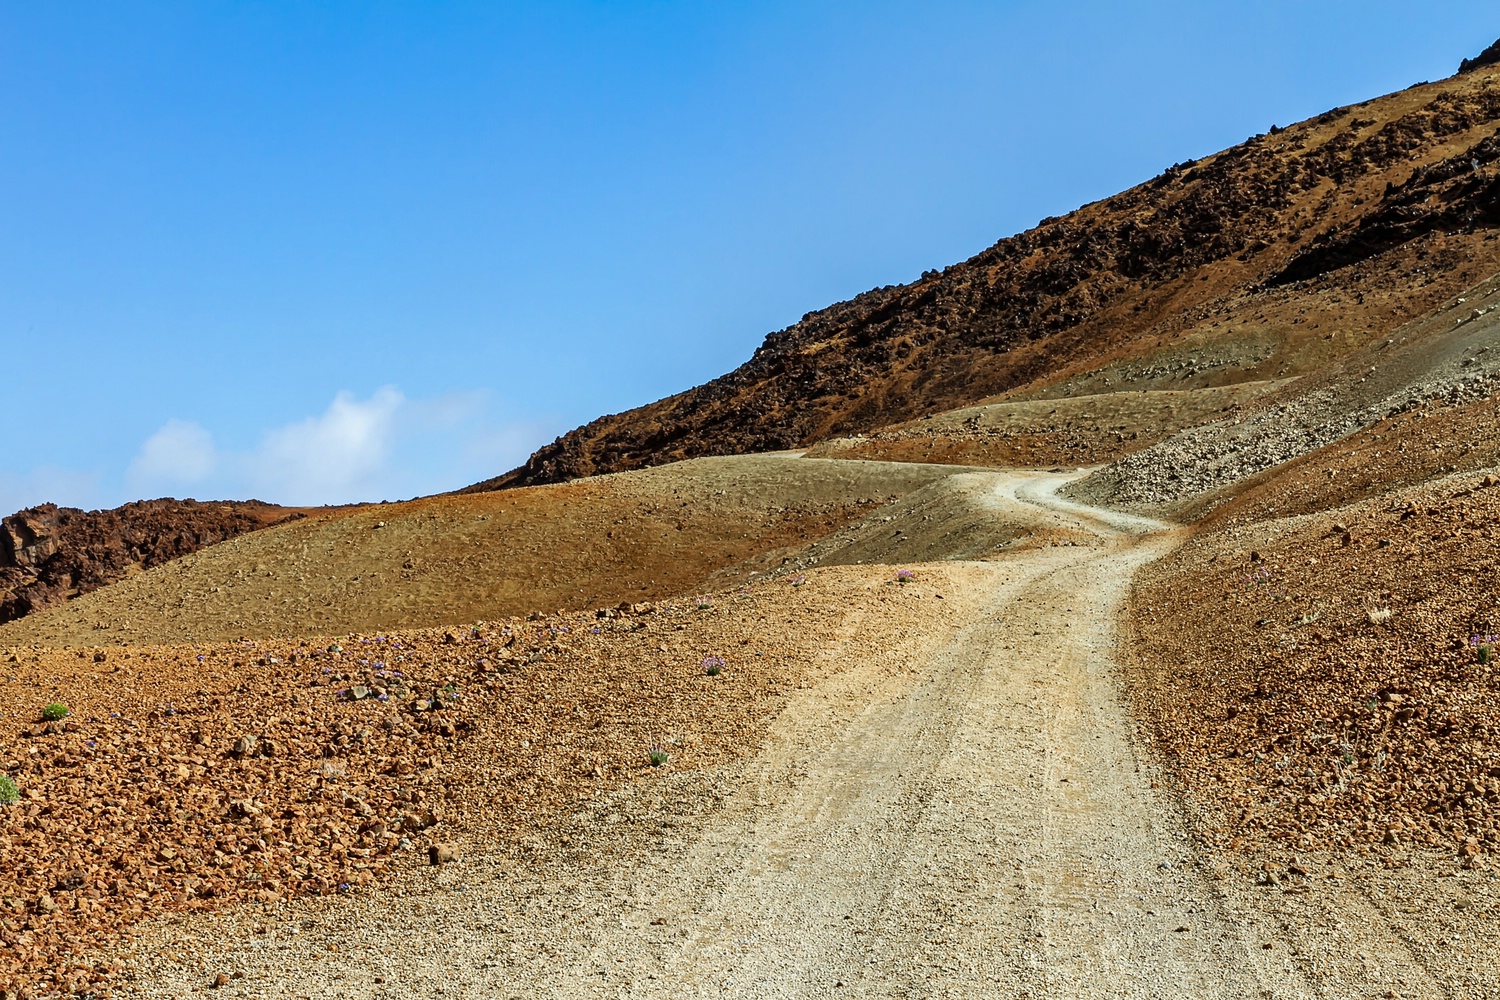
117;472;1374;998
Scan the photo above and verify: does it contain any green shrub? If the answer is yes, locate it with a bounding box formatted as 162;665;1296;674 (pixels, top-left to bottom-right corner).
0;775;18;805
648;744;669;768
41;703;69;722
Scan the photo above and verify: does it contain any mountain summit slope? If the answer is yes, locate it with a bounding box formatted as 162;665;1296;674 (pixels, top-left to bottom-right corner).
475;53;1500;491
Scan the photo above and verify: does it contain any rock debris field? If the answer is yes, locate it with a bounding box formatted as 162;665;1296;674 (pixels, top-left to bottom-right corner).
0;565;932;996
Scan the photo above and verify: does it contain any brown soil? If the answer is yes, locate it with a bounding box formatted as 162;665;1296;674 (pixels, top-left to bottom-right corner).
0;457;972;649
1129;465;1500;858
0;564;981;996
485;65;1500;490
0;501;301;626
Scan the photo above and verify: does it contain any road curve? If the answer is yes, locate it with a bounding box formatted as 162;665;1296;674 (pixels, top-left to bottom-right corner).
120;471;1318;998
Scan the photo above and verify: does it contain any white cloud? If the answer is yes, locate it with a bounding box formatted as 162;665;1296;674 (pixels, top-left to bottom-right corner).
126;419;217;495
116;387;552;507
244;387;404;505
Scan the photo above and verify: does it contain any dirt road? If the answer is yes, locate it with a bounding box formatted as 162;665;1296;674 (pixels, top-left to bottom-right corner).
119;472;1326;998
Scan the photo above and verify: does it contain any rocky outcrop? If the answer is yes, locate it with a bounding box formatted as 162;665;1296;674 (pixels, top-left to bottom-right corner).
1459;38;1500;74
0;499;298;624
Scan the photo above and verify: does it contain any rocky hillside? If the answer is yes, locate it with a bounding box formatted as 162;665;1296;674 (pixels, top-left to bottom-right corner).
0;499;299;624
476;45;1500;490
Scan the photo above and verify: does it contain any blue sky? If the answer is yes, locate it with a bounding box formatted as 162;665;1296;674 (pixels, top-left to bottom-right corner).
2;2;1495;511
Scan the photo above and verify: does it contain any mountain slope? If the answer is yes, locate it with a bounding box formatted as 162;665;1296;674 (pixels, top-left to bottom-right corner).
0;499;300;624
476;57;1500;491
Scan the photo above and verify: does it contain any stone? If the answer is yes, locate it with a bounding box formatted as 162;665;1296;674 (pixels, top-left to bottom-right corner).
232;735;258;757
214;972;230;988
33;892;56;915
428;843;458;865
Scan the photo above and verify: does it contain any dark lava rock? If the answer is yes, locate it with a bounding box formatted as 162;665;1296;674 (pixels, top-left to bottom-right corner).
0;499;300;625
1460;38;1500;75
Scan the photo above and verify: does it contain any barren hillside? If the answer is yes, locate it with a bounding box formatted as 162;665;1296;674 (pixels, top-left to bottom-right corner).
9;41;1500;1000
0;500;301;625
481;60;1500;489
0;457;980;648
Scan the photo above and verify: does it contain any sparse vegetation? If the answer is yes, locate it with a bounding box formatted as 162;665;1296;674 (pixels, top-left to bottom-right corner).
1474;634;1498;664
41;702;69;722
0;775;18;805
648;743;670;768
702;656;725;677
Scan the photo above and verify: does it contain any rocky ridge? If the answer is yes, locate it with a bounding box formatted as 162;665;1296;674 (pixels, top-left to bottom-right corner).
0;501;299;626
476;57;1500;491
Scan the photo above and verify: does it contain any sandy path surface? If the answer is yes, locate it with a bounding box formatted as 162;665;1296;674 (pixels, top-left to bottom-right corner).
117;472;1372;998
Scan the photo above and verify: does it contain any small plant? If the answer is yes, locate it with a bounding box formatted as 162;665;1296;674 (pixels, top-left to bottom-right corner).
41;703;69;722
695;596;713;611
788;573;806;587
1472;634;1498;664
0;774;17;805
702;656;725;677
895;569;916;584
647;742;669;768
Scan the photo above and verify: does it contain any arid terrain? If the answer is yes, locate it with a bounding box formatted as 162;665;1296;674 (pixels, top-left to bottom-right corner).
4;43;1500;1000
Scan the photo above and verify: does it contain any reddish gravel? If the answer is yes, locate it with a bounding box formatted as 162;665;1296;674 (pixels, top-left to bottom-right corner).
0;565;955;996
1128;468;1500;861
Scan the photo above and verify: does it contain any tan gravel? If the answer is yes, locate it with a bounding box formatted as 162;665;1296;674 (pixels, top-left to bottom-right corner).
102;473;1316;999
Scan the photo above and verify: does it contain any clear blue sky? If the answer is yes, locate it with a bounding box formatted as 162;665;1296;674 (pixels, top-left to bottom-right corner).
2;2;1494;511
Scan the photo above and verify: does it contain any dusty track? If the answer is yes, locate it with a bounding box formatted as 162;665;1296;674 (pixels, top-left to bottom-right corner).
116;473;1426;997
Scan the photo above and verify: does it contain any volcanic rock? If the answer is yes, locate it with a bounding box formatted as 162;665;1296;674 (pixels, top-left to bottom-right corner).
0;499;299;625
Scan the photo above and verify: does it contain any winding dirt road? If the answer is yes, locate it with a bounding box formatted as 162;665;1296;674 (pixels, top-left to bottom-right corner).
121;472;1341;998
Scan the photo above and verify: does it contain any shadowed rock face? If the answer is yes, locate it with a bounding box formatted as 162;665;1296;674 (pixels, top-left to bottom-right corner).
0;499;298;624
472;67;1500;493
1460;37;1500;75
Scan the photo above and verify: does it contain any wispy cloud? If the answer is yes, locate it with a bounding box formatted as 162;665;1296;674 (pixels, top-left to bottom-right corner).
121;387;549;507
243;387;404;505
126;419;217;493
